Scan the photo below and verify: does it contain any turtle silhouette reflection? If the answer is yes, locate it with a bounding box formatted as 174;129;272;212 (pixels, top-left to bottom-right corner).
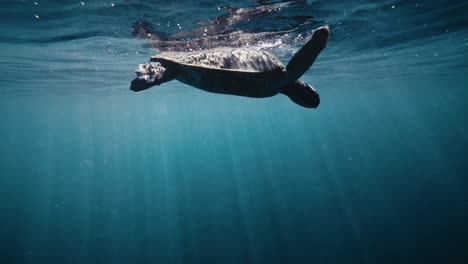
132;0;323;52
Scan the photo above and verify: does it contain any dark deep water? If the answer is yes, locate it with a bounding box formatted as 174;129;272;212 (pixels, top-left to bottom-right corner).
1;0;468;263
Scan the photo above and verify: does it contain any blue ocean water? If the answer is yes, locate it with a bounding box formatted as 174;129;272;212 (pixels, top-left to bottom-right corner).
1;0;468;263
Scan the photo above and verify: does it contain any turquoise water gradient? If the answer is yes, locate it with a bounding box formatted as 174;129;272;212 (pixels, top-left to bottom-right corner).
1;75;467;263
1;0;468;263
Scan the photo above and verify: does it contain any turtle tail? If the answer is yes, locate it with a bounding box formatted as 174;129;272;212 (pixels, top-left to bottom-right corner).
286;26;330;82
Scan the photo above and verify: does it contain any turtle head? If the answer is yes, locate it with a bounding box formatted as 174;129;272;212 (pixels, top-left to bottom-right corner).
280;80;320;108
130;62;177;92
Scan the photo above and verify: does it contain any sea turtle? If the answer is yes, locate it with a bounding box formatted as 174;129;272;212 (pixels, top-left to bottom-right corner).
130;26;329;108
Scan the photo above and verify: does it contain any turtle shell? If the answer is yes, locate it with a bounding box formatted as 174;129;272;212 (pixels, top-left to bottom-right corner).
150;48;285;73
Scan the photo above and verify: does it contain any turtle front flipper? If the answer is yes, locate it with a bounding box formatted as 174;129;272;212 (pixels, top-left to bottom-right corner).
286;26;330;82
130;62;178;92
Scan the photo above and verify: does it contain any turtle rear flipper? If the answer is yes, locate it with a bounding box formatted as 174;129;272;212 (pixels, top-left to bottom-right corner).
286;26;329;82
280;80;320;108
